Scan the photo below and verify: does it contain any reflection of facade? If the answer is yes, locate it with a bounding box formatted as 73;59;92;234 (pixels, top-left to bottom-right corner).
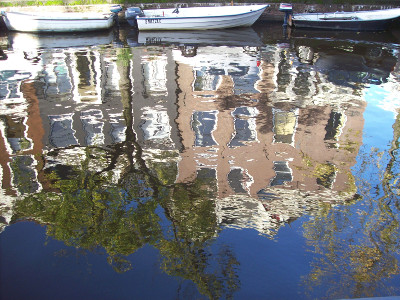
2;34;397;237
173;44;367;236
0;38;184;232
0;36;126;232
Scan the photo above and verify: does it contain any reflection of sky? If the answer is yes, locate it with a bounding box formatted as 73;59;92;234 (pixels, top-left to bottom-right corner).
362;84;398;150
356;83;398;192
370;78;400;117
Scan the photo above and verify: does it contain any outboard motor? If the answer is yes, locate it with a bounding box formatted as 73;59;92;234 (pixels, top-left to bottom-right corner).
110;4;123;14
279;3;293;26
125;7;145;19
110;5;123;25
125;7;145;27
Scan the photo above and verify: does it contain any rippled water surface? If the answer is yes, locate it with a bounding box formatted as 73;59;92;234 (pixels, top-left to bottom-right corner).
1;22;400;299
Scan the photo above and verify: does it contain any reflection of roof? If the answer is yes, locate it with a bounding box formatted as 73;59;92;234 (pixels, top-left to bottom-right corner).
216;186;356;237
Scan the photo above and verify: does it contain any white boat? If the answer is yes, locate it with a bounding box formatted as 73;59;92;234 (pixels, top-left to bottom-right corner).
1;11;115;32
135;4;269;31
291;7;400;31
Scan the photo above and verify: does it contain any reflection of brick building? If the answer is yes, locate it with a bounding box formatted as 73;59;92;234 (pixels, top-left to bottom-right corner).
174;46;365;199
0;39;375;236
0;38;126;231
173;45;366;235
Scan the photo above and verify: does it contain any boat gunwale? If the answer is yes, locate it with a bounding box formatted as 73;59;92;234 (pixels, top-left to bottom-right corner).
3;11;114;21
137;5;268;21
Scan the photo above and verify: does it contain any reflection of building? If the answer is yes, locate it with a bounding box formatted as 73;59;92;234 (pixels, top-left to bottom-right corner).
173;44;367;236
2;35;396;237
0;37;185;232
0;35;127;232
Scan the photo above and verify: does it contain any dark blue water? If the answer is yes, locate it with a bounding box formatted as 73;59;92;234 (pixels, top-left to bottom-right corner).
1;221;312;299
1;22;400;299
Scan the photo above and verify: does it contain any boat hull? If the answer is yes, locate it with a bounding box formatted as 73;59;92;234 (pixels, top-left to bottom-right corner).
292;8;400;31
136;5;268;31
292;18;395;31
1;11;115;32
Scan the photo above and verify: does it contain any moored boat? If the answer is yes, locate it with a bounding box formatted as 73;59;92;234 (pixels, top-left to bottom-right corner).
0;11;115;32
290;7;400;31
134;5;269;31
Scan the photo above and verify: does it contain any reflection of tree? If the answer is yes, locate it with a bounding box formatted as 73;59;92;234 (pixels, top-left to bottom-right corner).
302;112;400;299
11;49;240;298
13;147;240;297
15;146;162;273
159;180;239;300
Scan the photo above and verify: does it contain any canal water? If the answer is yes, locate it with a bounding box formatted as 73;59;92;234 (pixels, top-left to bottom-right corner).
1;21;400;299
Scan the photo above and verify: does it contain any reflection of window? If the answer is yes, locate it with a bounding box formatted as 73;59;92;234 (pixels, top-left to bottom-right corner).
140;106;172;142
0;70;31;100
72;51;102;103
1;116;32;154
228;63;259;95
197;168;217;194
192;111;218;147
109;113;126;144
316;163;337;189
276;51;292;92
325;111;346;141
273;108;298;145
81;110;104;146
54;59;72;94
49;114;78;148
197;167;216;180
193;67;221;91
270;161;292;186
229;106;258;147
43;53;72;100
228;168;253;194
142;55;168;96
293;70;311;96
10;155;40;195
